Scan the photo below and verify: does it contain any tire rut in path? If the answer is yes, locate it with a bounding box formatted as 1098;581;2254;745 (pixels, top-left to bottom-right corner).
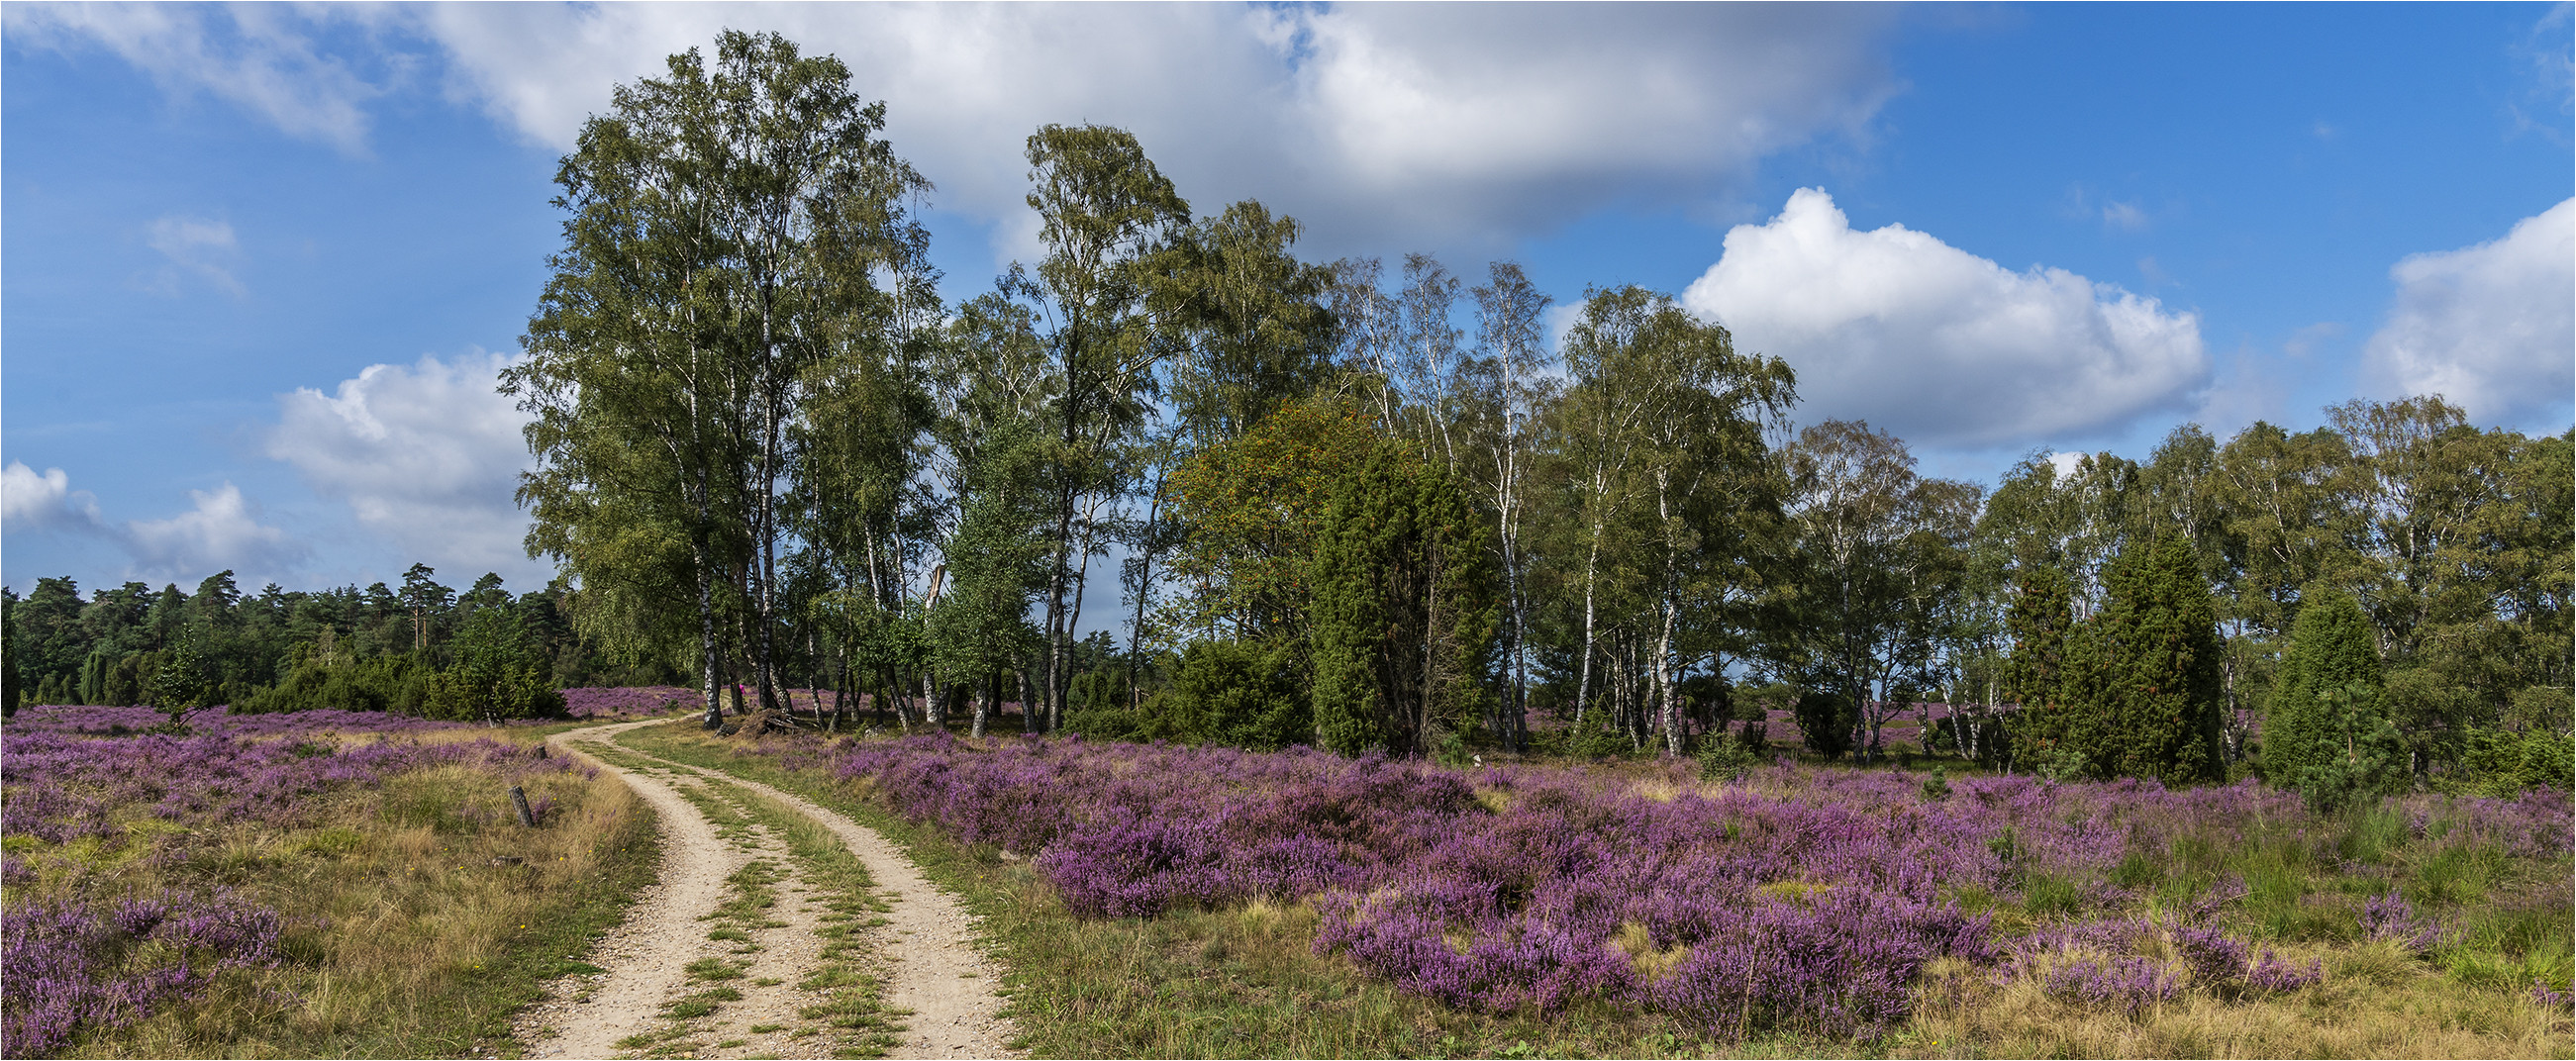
528;721;1018;1060
521;723;752;1059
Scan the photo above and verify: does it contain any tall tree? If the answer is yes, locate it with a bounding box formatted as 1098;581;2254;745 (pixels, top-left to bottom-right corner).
513;30;931;727
2264;587;2400;807
2063;533;2228;784
2001;566;2078;767
1771;421;1975;761
1463;262;1555;750
1019;124;1190;729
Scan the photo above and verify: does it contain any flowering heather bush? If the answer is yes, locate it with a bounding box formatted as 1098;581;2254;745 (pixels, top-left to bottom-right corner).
2359;891;2444;953
2;890;282;1056
16;704;465;737
803;733;2569;1041
559;685;701;718
3;709;579;851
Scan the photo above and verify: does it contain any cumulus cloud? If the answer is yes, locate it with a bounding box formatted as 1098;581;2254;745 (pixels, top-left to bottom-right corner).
265;351;541;580
1682;188;2210;448
20;4;1903;257
2361;198;2574;428
3;3;386;153
414;4;1903;254
2;461;104;532
144;215;245;295
5;461;302;583
124;483;304;582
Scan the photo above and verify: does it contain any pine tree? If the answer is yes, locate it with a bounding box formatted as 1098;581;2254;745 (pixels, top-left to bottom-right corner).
2265;588;2402;808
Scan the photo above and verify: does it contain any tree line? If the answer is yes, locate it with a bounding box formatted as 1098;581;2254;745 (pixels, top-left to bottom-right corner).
1;565;602;724
501;31;2568;797
11;31;2564;800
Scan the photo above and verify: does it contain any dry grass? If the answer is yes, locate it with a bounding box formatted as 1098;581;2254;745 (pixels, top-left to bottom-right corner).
1901;940;2573;1059
29;748;658;1058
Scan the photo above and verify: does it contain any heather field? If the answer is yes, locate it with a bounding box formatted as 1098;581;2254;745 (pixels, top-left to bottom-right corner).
0;705;658;1058
622;722;2574;1058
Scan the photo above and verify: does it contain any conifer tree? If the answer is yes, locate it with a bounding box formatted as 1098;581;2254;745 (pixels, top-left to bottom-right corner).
2266;588;2402;807
1309;443;1497;756
2068;533;2227;783
2001;566;2076;767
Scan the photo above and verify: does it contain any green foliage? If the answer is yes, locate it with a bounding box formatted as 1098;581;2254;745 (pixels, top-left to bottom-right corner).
237;653;428;715
1309;442;1498;757
2452;725;2573;797
1139;638;1310;750
2001;567;2076;744
149;626;210;731
425;606;565;723
2267;589;2404;807
1793;690;1856;758
2053;533;2228;784
1696;733;1759;781
2;588;21;716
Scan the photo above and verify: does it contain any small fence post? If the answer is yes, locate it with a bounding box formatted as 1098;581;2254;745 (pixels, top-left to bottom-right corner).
510;785;537;827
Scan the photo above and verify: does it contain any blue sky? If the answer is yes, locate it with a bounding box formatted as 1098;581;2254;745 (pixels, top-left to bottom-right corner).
5;2;2570;602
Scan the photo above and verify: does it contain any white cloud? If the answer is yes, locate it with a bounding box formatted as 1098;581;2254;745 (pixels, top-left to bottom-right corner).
3;3;386;153
2361;198;2575;428
2101;200;2148;233
124;482;303;582
3;461;303;584
265;351;543;581
1272;5;1900;247
144;215;244;295
2;461;103;532
1682;188;2210;448
24;4;1903;257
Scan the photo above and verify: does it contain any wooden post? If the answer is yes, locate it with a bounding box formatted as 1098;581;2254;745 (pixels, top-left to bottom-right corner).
510;786;537;827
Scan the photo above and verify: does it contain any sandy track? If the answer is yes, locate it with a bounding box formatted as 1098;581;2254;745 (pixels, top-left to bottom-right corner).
659;757;1018;1059
521;723;753;1059
520;720;1017;1060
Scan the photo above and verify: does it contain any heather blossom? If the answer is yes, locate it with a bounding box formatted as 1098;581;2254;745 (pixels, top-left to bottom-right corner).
1;706;587;1056
796;733;2575;1039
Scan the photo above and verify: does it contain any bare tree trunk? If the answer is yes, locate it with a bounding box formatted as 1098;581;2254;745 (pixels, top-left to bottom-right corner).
696;540;722;730
1574;508;1605;728
972;672;990;739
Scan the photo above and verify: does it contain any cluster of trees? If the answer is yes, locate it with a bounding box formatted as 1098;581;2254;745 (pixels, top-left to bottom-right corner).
495;31;2566;794
1;565;589;723
14;32;2557;797
1952;400;2571;797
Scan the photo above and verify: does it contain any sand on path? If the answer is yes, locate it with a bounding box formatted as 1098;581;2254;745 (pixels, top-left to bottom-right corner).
517;719;1017;1060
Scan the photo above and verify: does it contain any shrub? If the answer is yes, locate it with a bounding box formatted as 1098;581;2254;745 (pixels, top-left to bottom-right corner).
1795;690;1856;758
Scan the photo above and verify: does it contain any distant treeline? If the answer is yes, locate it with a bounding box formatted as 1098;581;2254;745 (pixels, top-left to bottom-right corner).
0;565;662;723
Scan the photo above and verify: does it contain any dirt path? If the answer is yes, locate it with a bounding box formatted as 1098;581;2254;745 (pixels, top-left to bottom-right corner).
518;723;753;1058
518;720;1017;1060
656;757;1017;1059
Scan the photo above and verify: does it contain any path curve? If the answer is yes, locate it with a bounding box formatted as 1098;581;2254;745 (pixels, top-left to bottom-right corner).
529;720;1018;1060
525;721;752;1059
